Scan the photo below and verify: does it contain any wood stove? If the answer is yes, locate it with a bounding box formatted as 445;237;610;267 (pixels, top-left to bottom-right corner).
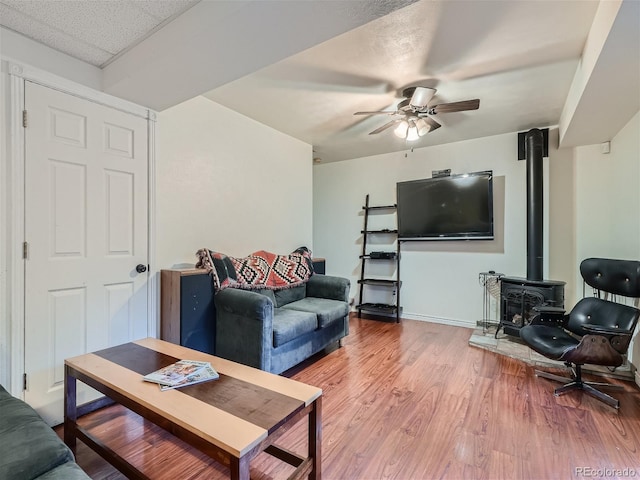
497;276;565;337
497;128;566;337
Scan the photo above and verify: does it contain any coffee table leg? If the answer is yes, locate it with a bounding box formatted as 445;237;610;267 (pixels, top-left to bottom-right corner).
230;455;250;480
310;396;322;480
64;364;77;452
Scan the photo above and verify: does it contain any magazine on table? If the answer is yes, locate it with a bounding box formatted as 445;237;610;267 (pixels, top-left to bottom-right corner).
159;364;220;391
142;359;211;386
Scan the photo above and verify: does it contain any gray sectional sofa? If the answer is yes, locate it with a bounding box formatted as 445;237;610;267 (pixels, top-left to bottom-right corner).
215;274;351;374
0;384;90;480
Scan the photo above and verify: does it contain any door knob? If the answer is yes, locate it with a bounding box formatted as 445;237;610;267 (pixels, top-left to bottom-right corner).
136;264;147;273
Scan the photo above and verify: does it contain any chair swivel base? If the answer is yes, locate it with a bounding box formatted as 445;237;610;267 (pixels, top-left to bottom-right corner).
534;367;622;409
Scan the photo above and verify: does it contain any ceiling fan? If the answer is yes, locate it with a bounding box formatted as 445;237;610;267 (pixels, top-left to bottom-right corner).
354;87;480;141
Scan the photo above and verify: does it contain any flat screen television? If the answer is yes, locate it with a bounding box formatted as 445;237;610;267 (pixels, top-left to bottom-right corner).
397;171;494;241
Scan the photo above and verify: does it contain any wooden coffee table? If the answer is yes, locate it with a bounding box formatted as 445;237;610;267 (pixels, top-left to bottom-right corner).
64;338;322;480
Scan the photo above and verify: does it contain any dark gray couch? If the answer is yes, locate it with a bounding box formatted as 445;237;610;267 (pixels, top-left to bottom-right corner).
215;274;350;374
0;384;90;480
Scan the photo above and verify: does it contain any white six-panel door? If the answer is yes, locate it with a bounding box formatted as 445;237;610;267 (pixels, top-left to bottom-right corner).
24;82;149;425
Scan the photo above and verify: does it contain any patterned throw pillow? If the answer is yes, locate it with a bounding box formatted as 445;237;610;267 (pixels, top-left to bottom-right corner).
195;247;314;292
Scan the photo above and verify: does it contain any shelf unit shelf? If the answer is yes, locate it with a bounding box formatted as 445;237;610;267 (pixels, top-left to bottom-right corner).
355;302;398;314
357;194;401;322
359;252;397;260
358;279;400;286
363;204;397;211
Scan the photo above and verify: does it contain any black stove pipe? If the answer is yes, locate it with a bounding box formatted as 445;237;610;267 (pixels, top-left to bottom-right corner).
526;129;544;281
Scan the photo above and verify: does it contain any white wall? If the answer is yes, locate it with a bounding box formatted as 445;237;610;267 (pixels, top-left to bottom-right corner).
574;111;640;373
156;96;313;269
313;129;575;327
574;111;640;273
548;128;577;307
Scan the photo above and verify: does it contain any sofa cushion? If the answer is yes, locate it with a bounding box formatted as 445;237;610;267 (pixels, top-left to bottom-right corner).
254;288;276;304
0;385;76;480
282;298;349;328
274;285;306;308
273;308;317;347
35;462;90;480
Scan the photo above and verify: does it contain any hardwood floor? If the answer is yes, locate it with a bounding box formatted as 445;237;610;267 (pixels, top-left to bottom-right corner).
55;314;640;479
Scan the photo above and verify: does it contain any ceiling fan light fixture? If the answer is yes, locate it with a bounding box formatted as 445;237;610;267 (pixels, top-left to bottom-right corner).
406;126;420;141
409;87;436;110
415;118;431;136
357;88;478;139
394;120;409;139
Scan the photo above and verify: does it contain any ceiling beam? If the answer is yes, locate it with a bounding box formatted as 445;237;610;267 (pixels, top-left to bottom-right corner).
559;0;640;147
102;0;416;111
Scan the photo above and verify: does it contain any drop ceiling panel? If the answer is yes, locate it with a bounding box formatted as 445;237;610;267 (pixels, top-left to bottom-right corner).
134;0;198;20
0;3;112;65
0;0;198;66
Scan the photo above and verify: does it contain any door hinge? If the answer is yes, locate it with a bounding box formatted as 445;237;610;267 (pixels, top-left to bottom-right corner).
22;241;28;259
22;110;27;128
23;373;27;391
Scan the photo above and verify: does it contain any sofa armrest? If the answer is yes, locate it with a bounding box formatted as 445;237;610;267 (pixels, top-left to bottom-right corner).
306;275;350;302
0;385;91;480
214;289;274;371
215;288;273;319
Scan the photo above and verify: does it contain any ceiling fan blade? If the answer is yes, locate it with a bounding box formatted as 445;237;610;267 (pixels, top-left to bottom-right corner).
369;119;402;135
354;111;398;116
423;116;441;132
431;99;480;114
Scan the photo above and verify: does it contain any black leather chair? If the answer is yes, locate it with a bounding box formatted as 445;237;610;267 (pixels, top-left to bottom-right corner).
520;258;640;409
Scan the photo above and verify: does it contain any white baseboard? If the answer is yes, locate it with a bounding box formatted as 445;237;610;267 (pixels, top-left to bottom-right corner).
350;308;475;329
401;312;475;329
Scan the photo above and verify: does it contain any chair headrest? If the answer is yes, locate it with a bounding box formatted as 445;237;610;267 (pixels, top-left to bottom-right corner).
580;258;640;298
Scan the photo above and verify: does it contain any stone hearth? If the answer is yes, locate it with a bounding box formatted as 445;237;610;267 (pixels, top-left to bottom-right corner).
469;326;635;381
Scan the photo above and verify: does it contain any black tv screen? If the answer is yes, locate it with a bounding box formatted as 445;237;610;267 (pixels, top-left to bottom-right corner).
397;171;494;240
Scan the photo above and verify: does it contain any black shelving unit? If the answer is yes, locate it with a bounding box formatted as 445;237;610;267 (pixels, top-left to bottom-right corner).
356;194;401;322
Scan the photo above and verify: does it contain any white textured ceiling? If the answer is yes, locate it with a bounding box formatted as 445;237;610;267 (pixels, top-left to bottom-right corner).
204;0;602;162
1;0;638;163
0;0;199;67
